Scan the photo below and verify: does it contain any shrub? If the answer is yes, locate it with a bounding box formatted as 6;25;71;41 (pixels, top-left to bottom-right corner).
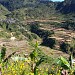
31;33;39;39
41;38;56;48
0;31;11;38
30;22;54;38
60;42;70;53
0;46;6;62
61;20;75;30
30;22;40;33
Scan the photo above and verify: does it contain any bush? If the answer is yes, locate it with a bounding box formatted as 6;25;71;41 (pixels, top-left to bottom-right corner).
60;42;70;53
30;22;54;38
31;33;39;39
0;31;11;38
0;46;6;61
41;38;56;48
61;20;75;30
30;22;40;33
24;32;33;41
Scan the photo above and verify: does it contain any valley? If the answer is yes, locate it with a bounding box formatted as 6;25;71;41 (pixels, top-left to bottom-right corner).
0;0;75;75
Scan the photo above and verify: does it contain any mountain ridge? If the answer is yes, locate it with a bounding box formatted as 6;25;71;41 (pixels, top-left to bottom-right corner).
56;0;75;13
0;0;75;13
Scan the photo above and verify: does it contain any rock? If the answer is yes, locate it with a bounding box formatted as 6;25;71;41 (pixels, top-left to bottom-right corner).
10;37;16;41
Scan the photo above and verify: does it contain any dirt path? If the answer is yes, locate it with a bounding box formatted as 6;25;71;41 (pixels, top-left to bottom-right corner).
25;19;64;24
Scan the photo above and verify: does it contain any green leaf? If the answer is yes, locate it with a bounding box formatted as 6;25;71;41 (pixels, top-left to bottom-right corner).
61;57;70;69
56;56;71;69
35;41;39;48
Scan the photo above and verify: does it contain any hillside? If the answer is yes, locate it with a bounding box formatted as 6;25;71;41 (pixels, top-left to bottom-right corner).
57;0;75;13
1;0;75;75
1;0;75;14
0;0;75;58
0;4;10;20
0;0;39;10
0;0;75;57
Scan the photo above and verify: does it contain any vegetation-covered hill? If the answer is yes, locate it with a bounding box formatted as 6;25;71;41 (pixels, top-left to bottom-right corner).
0;4;10;20
0;0;75;13
0;0;39;10
57;0;75;13
0;0;75;54
1;0;75;75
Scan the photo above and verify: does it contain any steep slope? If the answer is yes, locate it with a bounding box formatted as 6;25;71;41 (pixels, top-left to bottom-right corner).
0;0;38;11
56;0;75;13
0;0;25;10
6;2;56;21
0;4;10;20
1;0;75;14
65;0;75;4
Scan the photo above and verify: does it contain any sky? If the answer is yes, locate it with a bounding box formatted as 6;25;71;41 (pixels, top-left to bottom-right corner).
52;0;64;2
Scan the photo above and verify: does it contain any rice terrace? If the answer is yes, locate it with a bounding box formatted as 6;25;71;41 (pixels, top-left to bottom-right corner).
1;0;75;75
